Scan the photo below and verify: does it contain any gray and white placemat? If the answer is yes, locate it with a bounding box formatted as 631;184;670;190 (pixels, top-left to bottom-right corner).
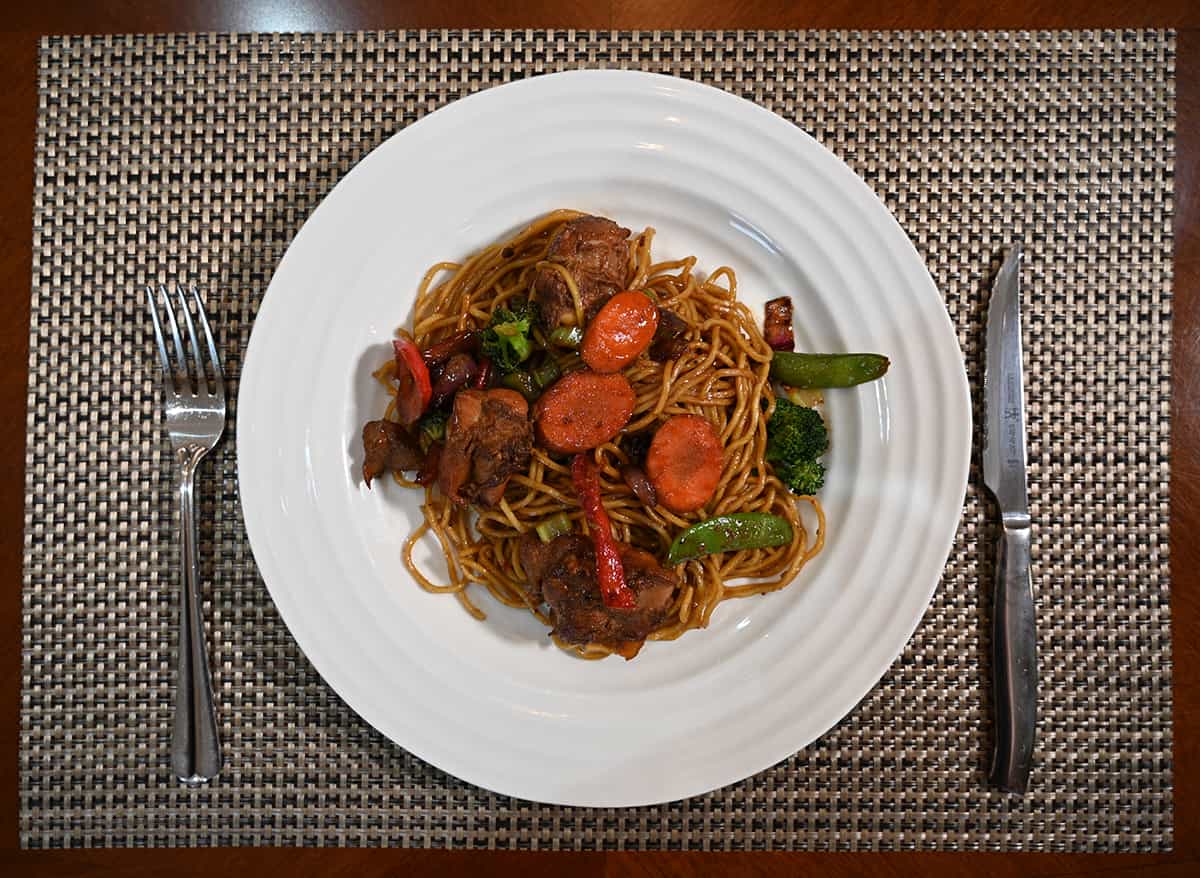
21;29;1173;850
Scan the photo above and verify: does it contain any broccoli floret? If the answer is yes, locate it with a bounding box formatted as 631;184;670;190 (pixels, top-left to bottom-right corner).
777;458;826;496
416;410;448;452
481;301;537;372
766;399;828;463
766;398;829;495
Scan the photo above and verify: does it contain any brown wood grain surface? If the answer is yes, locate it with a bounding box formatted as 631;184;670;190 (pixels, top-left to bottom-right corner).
1;2;1196;876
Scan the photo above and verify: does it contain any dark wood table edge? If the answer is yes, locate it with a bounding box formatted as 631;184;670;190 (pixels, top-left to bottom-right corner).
1;5;1196;876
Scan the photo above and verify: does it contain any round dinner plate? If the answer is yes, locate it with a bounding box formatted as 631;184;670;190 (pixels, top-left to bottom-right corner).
238;70;971;807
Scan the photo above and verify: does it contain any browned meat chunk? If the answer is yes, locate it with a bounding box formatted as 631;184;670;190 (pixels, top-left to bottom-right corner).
438;388;533;507
537;538;677;658
416;440;442;486
362;420;423;487
532;216;631;329
517;532;589;605
763;296;795;351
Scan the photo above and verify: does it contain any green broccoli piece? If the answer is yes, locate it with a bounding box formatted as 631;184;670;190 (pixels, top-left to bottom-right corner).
776;458;826;497
416;409;448;452
766;399;828;463
766;398;829;495
481;301;537;373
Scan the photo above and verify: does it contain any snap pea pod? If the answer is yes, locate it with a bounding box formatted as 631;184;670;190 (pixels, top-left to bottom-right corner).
548;325;583;349
769;351;890;388
500;360;561;402
666;512;793;566
500;370;539;401
530;359;561;391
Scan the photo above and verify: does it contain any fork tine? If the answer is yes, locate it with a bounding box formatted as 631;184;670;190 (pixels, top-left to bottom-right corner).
159;283;191;393
144;285;175;390
189;284;225;391
176;283;208;395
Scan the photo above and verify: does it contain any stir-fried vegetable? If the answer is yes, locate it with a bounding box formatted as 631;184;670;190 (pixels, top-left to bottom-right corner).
535;512;573;544
778;385;824;408
769;351;890;388
548;325;583;349
778;458;825;497
766;398;828;496
429;353;478;405
500;370;539;402
530;358;561;391
473;356;493;389
581;290;659;373
645;414;723;513
481;301;537;372
416;410;449;452
391;338;432;426
620;464;657;507
570;454;636;609
501;357;564;403
666;513;794;565
421;330;477;367
534;370;636;454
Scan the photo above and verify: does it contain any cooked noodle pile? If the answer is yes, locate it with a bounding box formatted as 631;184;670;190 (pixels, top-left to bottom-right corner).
377;209;824;657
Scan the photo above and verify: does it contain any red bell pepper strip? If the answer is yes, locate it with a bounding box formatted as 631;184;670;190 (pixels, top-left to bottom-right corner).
570;454;636;610
392;338;433;426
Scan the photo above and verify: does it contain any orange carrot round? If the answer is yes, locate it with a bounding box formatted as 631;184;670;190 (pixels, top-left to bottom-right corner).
534;370;635;453
645;414;724;513
580;290;659;373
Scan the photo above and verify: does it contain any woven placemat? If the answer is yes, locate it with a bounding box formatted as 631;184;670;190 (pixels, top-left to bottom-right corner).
21;29;1173;850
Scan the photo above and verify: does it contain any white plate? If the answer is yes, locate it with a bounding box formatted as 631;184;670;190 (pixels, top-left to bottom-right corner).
238;70;971;807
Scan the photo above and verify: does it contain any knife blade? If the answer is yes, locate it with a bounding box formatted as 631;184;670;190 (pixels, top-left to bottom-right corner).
982;244;1036;794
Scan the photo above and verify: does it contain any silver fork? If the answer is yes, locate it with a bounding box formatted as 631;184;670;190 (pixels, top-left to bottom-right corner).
145;283;225;784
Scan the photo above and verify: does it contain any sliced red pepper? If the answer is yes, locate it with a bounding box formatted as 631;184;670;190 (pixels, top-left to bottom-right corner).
392;338;433;426
570;454;636;610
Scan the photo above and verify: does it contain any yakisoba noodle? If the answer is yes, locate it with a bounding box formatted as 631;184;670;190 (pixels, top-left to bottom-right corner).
377;209;825;658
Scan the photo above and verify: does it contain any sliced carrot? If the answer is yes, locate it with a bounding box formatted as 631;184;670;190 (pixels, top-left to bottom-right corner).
580;290;659;373
645;414;724;513
534;370;635;453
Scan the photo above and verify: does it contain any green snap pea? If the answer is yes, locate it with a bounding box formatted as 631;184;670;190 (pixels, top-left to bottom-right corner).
500;370;539;401
531;359;561;391
548;325;584;349
769;351;890;388
666;512;794;566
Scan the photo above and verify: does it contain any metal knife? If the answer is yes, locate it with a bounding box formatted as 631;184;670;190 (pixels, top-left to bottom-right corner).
982;245;1036;794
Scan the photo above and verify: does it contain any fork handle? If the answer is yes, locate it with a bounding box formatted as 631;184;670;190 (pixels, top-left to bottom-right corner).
171;445;222;784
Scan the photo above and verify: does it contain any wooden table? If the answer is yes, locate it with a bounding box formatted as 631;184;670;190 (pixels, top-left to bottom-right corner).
2;2;1196;875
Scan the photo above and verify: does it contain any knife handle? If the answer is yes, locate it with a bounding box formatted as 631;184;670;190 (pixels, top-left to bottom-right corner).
990;519;1036;793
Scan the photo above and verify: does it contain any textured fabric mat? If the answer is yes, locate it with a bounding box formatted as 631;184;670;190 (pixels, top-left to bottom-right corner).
21;29;1173;850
